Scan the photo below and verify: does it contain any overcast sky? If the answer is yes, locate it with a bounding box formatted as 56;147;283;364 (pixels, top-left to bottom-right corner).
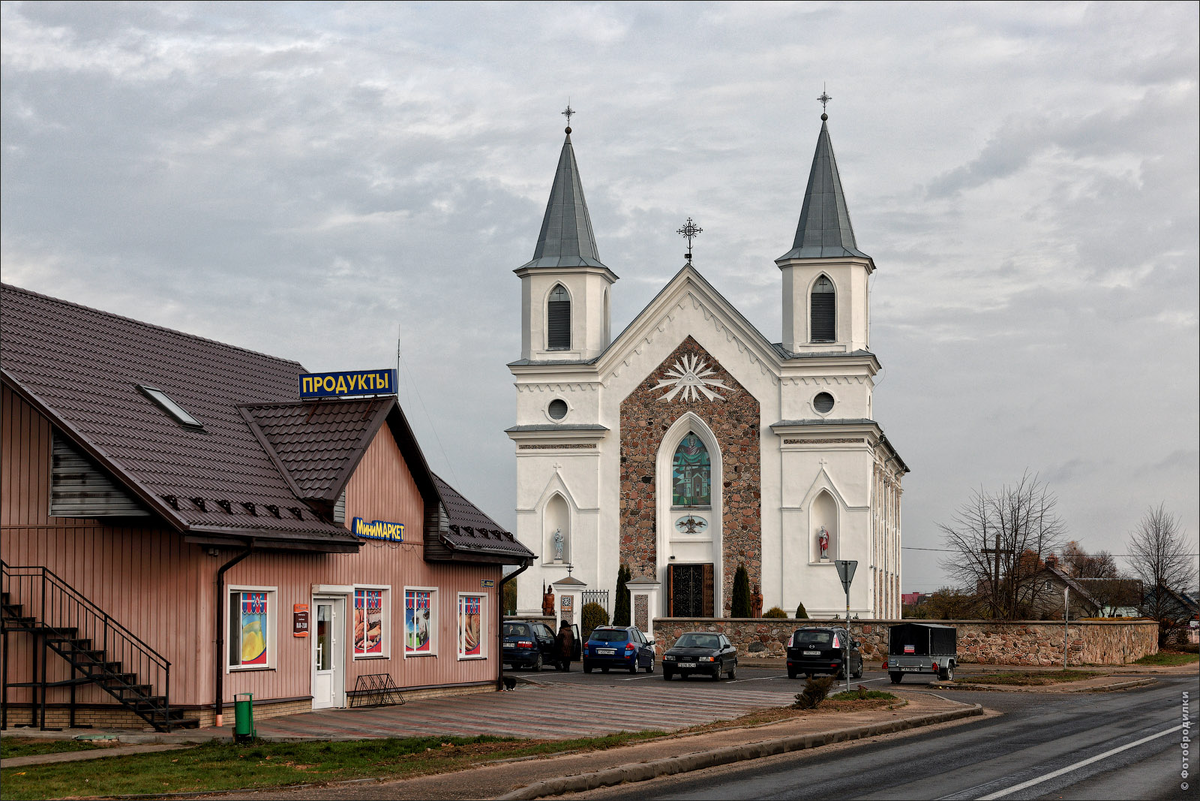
3;1;1197;594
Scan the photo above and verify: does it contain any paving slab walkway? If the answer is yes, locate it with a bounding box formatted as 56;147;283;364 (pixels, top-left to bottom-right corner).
213;692;980;800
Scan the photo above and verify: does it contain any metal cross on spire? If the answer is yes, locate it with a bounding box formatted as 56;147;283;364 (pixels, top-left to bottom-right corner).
562;101;575;132
677;217;703;263
818;85;831;120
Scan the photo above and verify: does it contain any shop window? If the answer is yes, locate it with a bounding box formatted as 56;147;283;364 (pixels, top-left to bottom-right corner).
404;587;437;657
228;587;276;670
457;593;487;660
353;586;389;658
672;432;711;507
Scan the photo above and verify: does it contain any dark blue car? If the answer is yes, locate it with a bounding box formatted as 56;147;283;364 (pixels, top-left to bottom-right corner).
582;626;656;674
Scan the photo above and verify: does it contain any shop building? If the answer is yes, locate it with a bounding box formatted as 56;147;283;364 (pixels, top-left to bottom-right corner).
1;283;531;730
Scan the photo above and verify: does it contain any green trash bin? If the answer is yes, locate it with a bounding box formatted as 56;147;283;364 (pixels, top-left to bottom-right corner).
233;693;256;742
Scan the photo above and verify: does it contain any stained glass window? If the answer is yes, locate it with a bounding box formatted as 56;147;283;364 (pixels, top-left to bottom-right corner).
672;432;711;506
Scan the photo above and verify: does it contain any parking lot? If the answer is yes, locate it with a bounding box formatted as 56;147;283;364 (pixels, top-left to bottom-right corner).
247;663;932;742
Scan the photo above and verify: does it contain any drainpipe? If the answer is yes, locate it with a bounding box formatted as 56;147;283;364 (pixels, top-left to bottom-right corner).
496;562;530;690
214;543;253;727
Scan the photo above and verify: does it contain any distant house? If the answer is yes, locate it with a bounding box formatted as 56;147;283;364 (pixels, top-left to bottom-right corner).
1030;565;1102;619
1143;583;1200;644
1;283;533;731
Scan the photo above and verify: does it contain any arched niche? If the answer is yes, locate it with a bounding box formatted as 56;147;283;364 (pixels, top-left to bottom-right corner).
811;490;838;562
543;493;570;564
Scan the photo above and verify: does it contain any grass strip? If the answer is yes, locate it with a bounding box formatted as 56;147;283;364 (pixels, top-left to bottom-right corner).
1;738;117;760
1134;651;1199;666
955;669;1101;686
0;732;664;800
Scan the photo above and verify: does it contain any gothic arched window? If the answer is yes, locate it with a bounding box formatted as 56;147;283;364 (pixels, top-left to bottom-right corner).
547;284;571;350
810;275;835;342
672;432;711;507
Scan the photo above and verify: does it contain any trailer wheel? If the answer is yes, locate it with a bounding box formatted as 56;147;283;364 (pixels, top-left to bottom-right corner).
938;665;954;681
889;672;903;684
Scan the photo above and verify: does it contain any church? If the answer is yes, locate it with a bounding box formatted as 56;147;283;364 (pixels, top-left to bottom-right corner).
507;107;907;624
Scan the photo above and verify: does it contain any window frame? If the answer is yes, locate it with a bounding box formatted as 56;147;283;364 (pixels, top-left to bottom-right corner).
809;274;837;343
403;586;438;658
456;592;488;661
227;585;277;672
352;585;391;660
546;283;572;350
671;431;712;509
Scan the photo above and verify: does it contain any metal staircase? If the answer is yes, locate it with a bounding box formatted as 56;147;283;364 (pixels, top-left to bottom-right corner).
1;561;194;731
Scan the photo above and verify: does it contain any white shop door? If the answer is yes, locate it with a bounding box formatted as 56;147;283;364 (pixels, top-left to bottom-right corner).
312;597;346;709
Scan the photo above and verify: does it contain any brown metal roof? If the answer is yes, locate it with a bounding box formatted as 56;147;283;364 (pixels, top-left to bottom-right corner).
0;283;523;561
242;399;390;503
433;474;531;561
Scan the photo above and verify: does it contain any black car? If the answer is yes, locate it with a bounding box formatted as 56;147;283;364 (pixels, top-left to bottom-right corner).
785;626;863;680
502;620;558;670
582;626;656;673
662;632;738;681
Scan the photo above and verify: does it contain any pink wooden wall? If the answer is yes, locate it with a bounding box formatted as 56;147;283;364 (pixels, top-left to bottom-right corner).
2;384;500;714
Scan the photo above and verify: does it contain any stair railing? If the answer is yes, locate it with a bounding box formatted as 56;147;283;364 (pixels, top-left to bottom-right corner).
1;560;172;730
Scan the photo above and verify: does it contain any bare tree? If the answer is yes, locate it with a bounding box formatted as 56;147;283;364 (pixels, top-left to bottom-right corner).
1128;504;1198;644
938;472;1067;619
1059;541;1140;616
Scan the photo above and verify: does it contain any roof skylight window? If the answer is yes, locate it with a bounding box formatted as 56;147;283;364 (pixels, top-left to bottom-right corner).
138;385;204;430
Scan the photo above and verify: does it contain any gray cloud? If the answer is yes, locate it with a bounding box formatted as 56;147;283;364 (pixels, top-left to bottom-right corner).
3;1;1196;595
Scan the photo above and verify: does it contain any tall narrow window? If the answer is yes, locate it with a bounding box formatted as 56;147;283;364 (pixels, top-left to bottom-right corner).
811;276;836;342
672;432;711;507
547;284;571;350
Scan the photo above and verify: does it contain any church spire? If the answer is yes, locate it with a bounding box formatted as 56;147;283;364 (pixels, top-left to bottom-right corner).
777;108;870;262
522;116;607;270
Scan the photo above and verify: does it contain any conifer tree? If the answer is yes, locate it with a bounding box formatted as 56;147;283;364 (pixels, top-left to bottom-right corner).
613;564;632;626
731;564;752;618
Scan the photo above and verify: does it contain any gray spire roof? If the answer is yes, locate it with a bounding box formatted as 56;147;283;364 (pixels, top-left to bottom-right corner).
520;131;608;270
777;118;871;262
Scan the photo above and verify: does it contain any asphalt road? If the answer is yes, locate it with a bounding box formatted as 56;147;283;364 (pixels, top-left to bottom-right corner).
567;675;1198;801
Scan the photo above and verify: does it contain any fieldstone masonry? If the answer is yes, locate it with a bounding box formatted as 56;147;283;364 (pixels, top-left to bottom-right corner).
655;618;1159;666
619;336;761;613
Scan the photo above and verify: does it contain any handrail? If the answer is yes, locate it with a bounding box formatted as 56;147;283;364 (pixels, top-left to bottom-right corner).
2;561;169;668
2;559;175;729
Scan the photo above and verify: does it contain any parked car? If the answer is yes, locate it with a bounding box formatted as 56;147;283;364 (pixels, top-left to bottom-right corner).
884;622;957;683
785;626;863;679
502;620;558;670
582;626;656;674
662;632;738;681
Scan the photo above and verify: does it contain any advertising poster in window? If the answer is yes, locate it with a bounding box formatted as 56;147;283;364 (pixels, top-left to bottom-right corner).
405;590;432;653
354;589;383;655
240;592;268;665
459;595;482;658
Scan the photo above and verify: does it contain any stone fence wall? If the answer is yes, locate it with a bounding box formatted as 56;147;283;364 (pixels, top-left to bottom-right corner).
653;618;1159;666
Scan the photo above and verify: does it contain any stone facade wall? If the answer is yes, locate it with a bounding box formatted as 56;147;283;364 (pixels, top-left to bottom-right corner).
619;336;761;613
655;618;1160;666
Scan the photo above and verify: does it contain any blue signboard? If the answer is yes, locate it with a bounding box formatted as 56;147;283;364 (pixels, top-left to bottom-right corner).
299;369;396;399
351;517;404;542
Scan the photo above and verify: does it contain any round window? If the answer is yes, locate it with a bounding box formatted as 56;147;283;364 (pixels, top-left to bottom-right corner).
813;392;835;414
548;399;568;420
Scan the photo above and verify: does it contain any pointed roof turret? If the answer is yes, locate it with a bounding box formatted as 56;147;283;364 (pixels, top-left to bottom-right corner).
520;126;608;270
777;112;871;263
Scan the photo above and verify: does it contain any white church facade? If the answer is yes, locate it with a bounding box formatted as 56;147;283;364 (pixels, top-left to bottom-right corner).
508;111;907;624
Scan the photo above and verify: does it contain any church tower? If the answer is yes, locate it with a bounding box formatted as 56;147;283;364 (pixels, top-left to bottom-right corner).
777;109;874;356
514;120;618;363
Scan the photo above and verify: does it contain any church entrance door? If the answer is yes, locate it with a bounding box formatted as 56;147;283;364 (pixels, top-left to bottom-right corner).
668;564;714;617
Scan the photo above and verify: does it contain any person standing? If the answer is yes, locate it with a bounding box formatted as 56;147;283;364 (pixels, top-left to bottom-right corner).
555;620;574;672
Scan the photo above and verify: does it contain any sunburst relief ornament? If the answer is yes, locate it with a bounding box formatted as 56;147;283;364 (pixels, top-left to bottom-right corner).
654;354;728;402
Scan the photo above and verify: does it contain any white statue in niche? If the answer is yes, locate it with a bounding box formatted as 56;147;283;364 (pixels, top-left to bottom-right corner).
553;528;565;562
818;526;830;561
